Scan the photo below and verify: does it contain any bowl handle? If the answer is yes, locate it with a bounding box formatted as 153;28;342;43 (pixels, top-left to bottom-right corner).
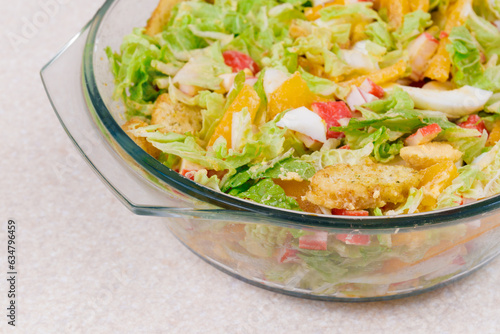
40;24;262;221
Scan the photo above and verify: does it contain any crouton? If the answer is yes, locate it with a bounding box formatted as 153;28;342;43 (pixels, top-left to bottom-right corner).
306;163;421;210
399;142;463;170
145;0;182;36
151;94;202;135
121;117;161;158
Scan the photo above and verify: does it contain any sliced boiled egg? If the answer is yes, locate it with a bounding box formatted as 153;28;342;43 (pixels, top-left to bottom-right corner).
276;107;327;143
263;69;290;99
399;85;493;118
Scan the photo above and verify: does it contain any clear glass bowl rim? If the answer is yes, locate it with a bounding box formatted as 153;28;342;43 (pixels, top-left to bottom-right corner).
82;0;500;230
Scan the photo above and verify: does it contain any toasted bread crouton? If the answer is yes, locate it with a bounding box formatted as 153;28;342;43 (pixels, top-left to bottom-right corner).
306;163;421;210
399;142;463;170
151;94;202;135
121;118;161;158
145;0;182;36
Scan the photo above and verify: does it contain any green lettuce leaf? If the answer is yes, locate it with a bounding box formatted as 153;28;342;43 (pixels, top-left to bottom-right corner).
106;29;163;117
159;27;208;61
450;135;488;165
447;26;483;87
222;150;315;191
237;179;301;210
437;141;500;208
188;24;234;46
301;143;374;171
442;128;488;164
211;136;261;170
298;67;350;99
153;113;289;174
466;11;500;58
288;31;350;77
385;188;424;215
473;0;500;22
256;119;288;160
172;42;231;90
365;22;395;50
150;136;233;171
231;107;254;151
158;152;180;169
356;40;388;60
261;41;299;73
261;157;316;180
393;10;433;47
298;250;348;284
108;0;302;117
227;2;300;66
222;149;295;191
319;22;352;46
475;66;500;92
359;87;414;114
446;26;500;92
240;224;303;258
192;169;222;191
319;3;382;23
486;93;500;113
129;125;187;143
429;0;447;12
344;126;404;163
447;26;500;92
334;108;455;135
476;142;500;197
436;165;485;209
197;91;226;141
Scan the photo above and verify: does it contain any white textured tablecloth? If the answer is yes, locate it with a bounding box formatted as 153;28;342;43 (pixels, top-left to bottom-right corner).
1;0;499;333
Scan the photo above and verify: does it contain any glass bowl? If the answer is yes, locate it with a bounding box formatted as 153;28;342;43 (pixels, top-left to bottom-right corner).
41;0;500;301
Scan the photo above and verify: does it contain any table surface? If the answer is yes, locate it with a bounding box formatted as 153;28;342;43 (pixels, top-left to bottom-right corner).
1;0;500;333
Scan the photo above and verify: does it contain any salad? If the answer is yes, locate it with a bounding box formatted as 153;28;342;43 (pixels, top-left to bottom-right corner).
105;0;500;298
108;0;500;217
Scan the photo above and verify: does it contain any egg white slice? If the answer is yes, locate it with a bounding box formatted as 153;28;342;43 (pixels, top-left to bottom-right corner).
276;107;327;143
